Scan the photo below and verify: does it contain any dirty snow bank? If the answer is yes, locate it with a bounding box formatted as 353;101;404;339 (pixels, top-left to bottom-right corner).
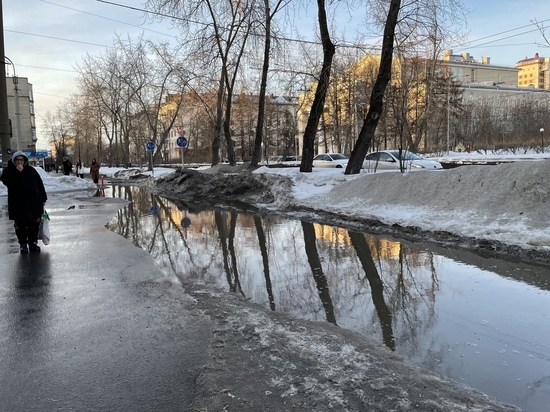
252;160;550;263
152;160;550;263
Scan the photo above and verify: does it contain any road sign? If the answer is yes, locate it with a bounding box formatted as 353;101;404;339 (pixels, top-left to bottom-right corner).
146;141;156;151
181;217;191;228
176;136;188;148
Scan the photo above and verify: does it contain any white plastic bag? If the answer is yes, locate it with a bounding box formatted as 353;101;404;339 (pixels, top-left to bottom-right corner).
39;210;51;245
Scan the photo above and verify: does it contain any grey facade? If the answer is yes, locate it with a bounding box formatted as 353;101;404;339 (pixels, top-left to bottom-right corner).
443;50;520;86
6;76;36;152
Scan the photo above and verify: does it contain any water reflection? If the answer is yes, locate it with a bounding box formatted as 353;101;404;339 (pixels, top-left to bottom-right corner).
106;185;550;412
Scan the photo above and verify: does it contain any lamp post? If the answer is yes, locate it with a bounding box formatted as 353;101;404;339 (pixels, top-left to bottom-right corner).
0;3;11;168
540;128;545;153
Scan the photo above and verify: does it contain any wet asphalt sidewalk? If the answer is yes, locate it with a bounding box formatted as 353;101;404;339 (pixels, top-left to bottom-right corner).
0;195;211;411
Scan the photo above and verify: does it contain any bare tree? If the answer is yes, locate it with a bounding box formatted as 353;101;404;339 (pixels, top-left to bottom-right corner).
147;0;260;166
63;95;102;165
346;0;467;173
76;36;190;169
299;0;336;172
249;0;290;166
42;109;73;163
345;0;401;174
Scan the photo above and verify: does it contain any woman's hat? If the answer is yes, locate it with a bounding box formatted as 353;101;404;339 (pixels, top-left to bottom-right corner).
11;151;28;162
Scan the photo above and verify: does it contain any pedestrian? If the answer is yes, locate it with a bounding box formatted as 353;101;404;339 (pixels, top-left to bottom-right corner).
0;151;47;253
90;158;100;184
62;157;72;176
75;160;84;178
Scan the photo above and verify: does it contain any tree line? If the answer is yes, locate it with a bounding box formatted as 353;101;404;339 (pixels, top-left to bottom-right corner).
44;1;548;173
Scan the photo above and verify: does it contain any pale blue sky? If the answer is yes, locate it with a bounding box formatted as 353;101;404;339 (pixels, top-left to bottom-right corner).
455;0;550;65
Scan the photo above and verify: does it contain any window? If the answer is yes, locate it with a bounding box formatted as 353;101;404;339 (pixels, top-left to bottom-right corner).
379;153;394;162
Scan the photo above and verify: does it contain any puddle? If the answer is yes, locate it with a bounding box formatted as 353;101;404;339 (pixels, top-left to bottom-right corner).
106;185;550;411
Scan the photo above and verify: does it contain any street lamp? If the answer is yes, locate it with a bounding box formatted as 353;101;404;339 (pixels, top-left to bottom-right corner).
540;128;545;153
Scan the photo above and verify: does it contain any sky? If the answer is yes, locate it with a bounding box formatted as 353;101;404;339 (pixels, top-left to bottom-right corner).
454;0;550;65
3;0;550;150
2;150;549;257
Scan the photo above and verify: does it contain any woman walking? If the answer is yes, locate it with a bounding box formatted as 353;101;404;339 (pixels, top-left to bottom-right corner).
90;158;100;184
0;151;47;253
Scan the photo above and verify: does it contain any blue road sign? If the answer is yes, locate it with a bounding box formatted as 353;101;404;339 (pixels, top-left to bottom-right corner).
176;136;188;148
181;216;191;228
146;141;156;151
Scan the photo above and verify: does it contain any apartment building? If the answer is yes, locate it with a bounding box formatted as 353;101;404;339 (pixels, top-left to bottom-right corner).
516;53;550;89
5;76;37;152
443;50;520;85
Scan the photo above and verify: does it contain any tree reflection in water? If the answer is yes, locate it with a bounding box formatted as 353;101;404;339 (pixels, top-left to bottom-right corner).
106;186;435;352
302;221;337;325
348;231;395;351
105;186;550;412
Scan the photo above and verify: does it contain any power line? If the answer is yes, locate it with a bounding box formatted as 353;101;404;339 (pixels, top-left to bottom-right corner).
5;29;110;48
453;18;550;52
465;18;550;46
16;64;77;73
34;91;72;99
94;0;369;49
40;0;176;39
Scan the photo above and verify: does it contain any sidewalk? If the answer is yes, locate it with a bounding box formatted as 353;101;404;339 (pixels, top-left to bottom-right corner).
0;195;210;411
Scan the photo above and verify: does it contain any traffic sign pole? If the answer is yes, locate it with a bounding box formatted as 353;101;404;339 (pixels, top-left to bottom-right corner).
176;136;188;167
146;141;156;175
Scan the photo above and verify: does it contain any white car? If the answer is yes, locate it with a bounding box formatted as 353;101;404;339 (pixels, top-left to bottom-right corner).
363;150;443;171
312;153;349;168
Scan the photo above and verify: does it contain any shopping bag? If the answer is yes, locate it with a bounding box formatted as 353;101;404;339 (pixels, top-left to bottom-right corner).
38;210;51;245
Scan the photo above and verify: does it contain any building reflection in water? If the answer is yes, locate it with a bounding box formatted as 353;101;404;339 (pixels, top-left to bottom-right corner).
106;185;550;412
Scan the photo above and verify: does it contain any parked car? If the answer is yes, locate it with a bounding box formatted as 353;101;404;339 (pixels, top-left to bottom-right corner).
281;156;301;166
312;153;349;168
267;156;283;164
363;150;443;171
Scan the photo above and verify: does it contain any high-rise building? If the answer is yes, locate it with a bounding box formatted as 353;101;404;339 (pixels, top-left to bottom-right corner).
5;76;36;152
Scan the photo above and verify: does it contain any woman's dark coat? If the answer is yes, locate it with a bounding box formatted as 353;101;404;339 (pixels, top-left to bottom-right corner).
1;156;47;221
90;161;100;182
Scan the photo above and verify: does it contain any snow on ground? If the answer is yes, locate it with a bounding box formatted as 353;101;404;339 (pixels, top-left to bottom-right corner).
2;153;549;257
258;159;550;254
0;166;175;197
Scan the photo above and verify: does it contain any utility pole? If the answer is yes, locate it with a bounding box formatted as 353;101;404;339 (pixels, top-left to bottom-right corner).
5;57;21;151
0;2;11;167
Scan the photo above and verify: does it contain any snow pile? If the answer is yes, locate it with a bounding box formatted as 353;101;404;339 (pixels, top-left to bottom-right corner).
0;166;175;197
253;160;550;256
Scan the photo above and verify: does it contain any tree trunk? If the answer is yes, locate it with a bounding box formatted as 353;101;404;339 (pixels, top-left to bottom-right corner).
345;0;402;175
299;0;335;172
251;0;272;167
212;72;224;166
